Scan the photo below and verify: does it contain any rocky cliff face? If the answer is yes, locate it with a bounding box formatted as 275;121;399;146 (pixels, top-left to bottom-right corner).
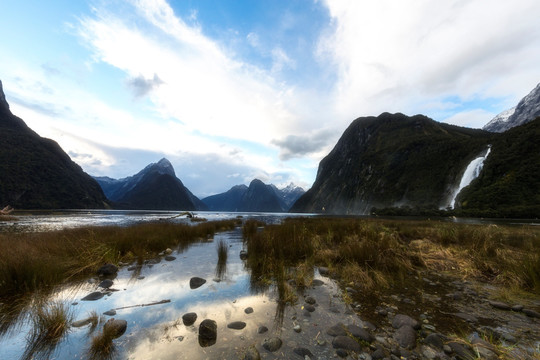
483;82;540;132
94;158;206;210
239;179;284;212
202;185;248;211
291;113;491;215
0;80;109;209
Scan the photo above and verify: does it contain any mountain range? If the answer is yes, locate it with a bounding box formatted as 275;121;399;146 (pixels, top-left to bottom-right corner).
0;80;108;209
201;180;305;212
94;158;206;211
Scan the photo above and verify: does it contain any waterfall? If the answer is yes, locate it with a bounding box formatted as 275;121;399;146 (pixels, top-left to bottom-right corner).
449;146;491;209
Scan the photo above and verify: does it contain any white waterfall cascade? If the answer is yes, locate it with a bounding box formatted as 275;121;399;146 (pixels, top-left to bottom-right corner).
449;146;491;209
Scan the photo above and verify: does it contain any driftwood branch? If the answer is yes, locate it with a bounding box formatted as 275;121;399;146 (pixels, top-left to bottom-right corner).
0;205;14;215
113;299;171;310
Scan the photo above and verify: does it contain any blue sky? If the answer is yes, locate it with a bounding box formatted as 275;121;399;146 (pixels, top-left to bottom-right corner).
1;0;540;197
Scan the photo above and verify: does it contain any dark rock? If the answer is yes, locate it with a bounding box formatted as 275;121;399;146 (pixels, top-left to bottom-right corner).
293;347;313;358
227;321;247;330
244;307;254;314
447;341;475;359
348;324;374;343
72;318;93;327
97;263;118;276
243;345;261;360
98;279;114;288
424;333;444;350
305;296;316;305
489;301;511;311
103;309;117;316
262;337;282;352
454;312;478;323
372;347;386;359
103;318;127;339
311;279;324;286
511;304;524;312
182;312;197;326
393;325;416;349
82;291;105;301
392;314;420;330
378;309;388;316
164;255;176;261
304;304;316;312
257;326;268;334
190;277;207;289
327;323;347;337
523;308;540;318
332;335;361;351
336;349;348;358
362;321;377;331
199;319;217;347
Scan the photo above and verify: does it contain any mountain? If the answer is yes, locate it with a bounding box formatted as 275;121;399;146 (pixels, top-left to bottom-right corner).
270;183;305;210
202;179;288;212
457;117;540;218
290;113;492;215
201;185;248;211
483;82;540;132
0;80;108;209
94;158;206;211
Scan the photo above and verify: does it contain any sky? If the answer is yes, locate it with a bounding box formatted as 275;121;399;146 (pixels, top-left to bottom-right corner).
1;0;540;198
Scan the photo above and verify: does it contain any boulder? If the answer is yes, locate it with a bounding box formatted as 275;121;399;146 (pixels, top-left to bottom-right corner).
332;335;361;352
198;319;217;347
182;312;197;326
392;314;420;330
262;337;282;352
103;318;127;339
393;325;416;349
244;307;254;314
348;324;374;343
190;277;207;289
97;263;118;276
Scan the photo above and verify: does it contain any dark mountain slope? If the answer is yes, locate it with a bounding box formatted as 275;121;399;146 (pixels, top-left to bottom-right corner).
291;113;491;214
0;80;108;209
95;158;206;211
238;179;284;212
458;117;540;218
202;185;248;211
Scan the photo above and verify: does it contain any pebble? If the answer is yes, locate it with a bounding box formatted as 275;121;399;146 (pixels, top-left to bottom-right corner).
190;277;207;289
103;309;117;316
257;326;268;334
305;296;316;305
244;307;254;314
293;324;301;333
227;321;247;330
262;337;282;352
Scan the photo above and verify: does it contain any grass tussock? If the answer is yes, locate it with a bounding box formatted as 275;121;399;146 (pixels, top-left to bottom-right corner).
0;220;238;299
243;217;540;296
22;300;73;360
215;239;228;280
87;325;118;360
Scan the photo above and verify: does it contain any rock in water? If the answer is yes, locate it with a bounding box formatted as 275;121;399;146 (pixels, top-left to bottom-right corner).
97;263;118;276
262;337;282;352
182;312;197;326
190;277;207;289
243;345;261;360
332;335;361;352
227;321;246;330
198;319;217;347
98;279;114;288
82;292;105;301
103;318;127;339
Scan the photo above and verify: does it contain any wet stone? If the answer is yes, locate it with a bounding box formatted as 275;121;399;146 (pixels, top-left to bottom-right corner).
454;312;478;323
262;337;282;352
72;318;93;327
164;255;176;261
304;304;316;312
293;324;301;333
332;335;361;352
182;312;197;326
190;277;207;289
82;291;105;301
348;324;374;343
103;318;127;339
311;279;324;286
489;301;511;311
305;296;316;305
511;304;524;312
327;323;347;337
392;314;420;330
103;309;116;316
424;333;444;350
98;279;113;288
97;263;118;276
198;319;217;347
243;345;261;360
257;326;268;334
244;307;254;314
227;321;247;330
393;325;416;349
318;266;329;276
523;308;540;318
336;349;348;358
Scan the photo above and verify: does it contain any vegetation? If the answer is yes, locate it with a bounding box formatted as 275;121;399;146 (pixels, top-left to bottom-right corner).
0;220;238;299
22;300;73;360
243;217;540;297
215;238;228;280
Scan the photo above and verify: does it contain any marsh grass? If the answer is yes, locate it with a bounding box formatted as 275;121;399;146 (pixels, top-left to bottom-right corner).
243;217;540;297
87;325;118;360
215;239;228;280
22;300;73;360
0;220;237;299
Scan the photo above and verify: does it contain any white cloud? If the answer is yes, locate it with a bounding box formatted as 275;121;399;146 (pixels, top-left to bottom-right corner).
442;109;495;129
320;0;540;124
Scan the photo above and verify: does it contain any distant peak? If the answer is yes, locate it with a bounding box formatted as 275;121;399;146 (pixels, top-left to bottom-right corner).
0;80;10;111
147;158;175;177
